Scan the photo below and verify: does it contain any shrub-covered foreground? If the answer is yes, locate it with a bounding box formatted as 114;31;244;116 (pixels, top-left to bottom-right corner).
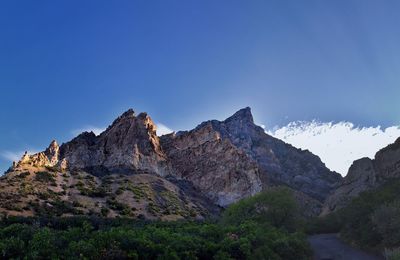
306;180;400;255
0;188;311;259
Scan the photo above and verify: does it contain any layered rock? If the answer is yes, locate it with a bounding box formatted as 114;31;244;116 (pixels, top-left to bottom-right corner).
322;137;400;214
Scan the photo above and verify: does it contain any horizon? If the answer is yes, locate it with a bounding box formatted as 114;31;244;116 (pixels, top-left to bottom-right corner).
2;1;400;175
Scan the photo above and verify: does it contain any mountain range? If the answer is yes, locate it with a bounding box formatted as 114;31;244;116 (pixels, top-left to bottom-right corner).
3;107;398;220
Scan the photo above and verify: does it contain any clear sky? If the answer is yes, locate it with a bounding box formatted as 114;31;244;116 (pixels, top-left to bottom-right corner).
1;1;400;173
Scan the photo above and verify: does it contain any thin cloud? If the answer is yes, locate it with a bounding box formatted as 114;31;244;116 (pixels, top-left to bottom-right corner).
71;124;173;137
71;126;105;136
267;121;400;176
156;123;173;136
0;150;39;162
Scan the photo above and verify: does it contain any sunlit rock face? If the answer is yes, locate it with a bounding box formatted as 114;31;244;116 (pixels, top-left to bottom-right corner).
12;140;60;170
58;109;170;176
322;137;400;215
11;107;341;209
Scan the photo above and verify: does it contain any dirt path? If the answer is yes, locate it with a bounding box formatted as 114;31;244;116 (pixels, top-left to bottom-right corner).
308;234;383;260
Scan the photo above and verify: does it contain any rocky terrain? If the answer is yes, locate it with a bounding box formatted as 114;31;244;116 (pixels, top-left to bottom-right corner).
322;137;400;214
3;107;342;219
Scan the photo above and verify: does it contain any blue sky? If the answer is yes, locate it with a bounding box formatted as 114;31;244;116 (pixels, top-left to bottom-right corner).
1;1;400;173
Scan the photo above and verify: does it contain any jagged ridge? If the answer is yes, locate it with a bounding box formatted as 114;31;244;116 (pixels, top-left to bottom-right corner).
6;107;342;218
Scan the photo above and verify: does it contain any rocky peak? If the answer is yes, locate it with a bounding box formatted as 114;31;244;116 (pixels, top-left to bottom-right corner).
224;107;254;124
56;109;169;176
162;107;341;204
103;109;136;133
44;140;60;166
11;140;61;170
115;108;136;121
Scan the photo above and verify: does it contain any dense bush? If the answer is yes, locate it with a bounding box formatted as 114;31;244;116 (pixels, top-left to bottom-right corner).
0;217;310;260
0;188;311;259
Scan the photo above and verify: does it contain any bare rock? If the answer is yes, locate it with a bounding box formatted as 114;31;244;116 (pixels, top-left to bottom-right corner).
161;123;262;206
12;141;60;170
58;109;170;176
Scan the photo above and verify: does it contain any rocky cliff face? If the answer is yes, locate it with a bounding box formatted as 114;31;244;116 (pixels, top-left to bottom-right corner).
8;107;341;216
160;122;262;206
59;109;170;176
322;137;400;215
162;107;341;204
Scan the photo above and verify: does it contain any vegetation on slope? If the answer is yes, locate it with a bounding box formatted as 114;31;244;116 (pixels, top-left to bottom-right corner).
0;169;211;220
0;188;311;260
307;180;400;256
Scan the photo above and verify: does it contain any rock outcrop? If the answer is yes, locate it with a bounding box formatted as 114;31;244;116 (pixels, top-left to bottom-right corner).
58;109;170;176
322;137;400;215
13;140;60;169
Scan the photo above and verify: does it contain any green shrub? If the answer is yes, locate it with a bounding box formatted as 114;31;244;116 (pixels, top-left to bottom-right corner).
100;208;110;217
16;172;30;179
106;199;128;212
35;172;56;185
45;166;59;173
222;187;299;231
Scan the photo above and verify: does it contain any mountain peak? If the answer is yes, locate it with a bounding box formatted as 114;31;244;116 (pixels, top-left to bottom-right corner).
106;109;136;132
115;108;136;121
225;107;254;124
48;140;58;149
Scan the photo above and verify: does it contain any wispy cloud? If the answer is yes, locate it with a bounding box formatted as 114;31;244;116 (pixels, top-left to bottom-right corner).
71;126;106;136
267;121;400;176
156;123;173;136
0;150;39;162
71;123;173;137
